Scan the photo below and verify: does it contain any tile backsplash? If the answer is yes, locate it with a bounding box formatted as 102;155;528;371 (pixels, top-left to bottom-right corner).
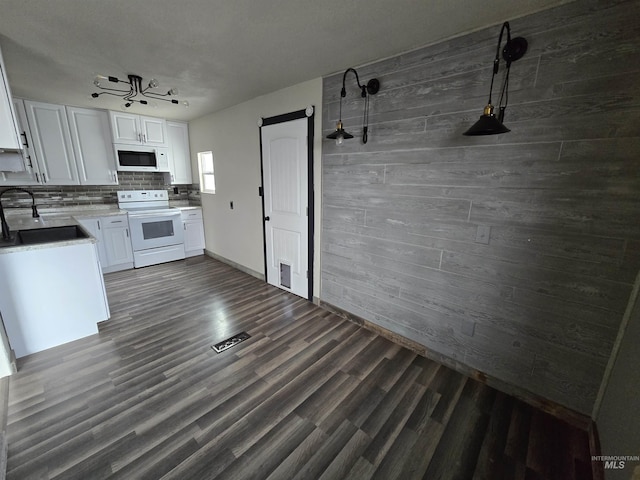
0;172;201;209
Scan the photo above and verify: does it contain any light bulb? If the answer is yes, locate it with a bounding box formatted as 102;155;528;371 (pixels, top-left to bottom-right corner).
182;100;189;108
148;78;159;89
168;87;179;96
336;135;344;146
93;79;101;87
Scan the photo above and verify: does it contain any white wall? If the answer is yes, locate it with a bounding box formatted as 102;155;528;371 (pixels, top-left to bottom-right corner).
188;78;323;298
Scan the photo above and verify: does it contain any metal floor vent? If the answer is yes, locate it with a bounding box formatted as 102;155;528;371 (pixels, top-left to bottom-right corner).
212;332;251;353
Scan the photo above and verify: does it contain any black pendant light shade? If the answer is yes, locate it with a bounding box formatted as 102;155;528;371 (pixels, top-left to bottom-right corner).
326;121;354;145
463;22;527;136
327;68;379;145
464;106;511;136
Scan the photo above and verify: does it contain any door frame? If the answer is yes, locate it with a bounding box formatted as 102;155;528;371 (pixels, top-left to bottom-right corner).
258;107;314;301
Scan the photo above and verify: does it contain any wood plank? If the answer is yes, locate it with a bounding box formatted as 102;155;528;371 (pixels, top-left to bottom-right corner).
3;245;596;480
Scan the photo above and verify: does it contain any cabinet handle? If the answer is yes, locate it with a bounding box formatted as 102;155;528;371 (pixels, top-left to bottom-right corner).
20;132;29;148
184;223;186;230
97;221;101;230
110;220;123;224
126;228;129;237
26;155;33;168
42;173;47;183
35;172;40;183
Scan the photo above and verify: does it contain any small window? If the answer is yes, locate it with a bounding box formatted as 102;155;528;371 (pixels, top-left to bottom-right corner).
198;151;216;194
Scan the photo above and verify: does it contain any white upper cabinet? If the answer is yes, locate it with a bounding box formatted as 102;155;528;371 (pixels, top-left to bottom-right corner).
166;121;192;184
0;45;21;150
24;100;79;185
140;116;167;146
0;99;40;185
66;106;118;185
110;111;167;147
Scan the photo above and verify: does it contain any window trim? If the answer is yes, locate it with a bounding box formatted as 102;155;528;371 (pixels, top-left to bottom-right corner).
197;151;216;194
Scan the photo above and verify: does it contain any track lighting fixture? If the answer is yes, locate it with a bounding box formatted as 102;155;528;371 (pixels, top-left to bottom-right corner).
327;68;380;145
91;74;189;108
463;22;527;136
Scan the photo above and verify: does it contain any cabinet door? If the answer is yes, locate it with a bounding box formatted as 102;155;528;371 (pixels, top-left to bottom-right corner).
103;225;133;266
167;121;192;184
0;46;21;150
109;111;140;144
0;99;40;185
67;107;118;185
140;116;167;146
76;218;108;267
24;100;79;185
184;219;205;252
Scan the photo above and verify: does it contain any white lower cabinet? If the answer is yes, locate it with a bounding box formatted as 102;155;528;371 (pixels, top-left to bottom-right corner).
77;214;133;273
181;208;205;257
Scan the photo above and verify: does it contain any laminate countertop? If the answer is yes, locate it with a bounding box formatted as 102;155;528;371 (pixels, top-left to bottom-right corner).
0;207;123;253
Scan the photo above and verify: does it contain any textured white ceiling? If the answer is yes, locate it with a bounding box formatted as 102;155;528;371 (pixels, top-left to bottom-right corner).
0;0;569;121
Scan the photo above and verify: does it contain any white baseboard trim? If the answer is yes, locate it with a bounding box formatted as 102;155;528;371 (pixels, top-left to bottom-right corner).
204;250;265;281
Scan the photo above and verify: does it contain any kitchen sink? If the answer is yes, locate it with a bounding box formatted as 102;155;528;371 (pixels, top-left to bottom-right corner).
14;225;89;245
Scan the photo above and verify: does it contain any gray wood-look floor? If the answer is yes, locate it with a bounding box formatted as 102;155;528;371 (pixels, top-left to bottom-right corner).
6;256;593;479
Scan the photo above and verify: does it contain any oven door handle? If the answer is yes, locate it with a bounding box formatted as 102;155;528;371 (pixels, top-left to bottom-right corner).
129;212;182;220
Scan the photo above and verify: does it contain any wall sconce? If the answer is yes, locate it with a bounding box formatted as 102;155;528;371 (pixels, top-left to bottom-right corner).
463;22;527;135
327;68;380;145
91;74;189;108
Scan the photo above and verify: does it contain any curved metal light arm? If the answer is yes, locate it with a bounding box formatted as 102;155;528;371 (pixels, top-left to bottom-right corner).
92;73;184;106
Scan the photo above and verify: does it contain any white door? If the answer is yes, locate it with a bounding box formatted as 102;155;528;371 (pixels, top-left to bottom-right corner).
24;100;79;185
0;99;40;185
140;116;167;146
167;121;192;184
261;118;309;299
103;226;133;266
109;111;140;144
66;106;118;185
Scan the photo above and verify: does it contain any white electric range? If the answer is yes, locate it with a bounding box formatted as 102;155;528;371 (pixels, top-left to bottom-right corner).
117;190;185;268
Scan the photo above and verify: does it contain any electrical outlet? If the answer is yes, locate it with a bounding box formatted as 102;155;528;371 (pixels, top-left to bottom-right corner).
230;201;234;210
173;187;179;194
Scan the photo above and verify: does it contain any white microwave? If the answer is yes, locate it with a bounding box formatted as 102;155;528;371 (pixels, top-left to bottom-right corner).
114;144;169;172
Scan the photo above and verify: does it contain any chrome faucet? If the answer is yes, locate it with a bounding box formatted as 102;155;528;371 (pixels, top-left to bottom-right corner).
0;188;40;240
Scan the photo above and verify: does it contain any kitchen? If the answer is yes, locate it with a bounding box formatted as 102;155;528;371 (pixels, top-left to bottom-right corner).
0;0;639;478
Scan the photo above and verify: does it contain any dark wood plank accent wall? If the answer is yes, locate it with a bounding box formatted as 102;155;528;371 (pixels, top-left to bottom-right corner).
320;0;640;416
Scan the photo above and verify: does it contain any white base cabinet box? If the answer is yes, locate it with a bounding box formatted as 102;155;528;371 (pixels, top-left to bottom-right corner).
181;208;205;257
0;241;110;358
77;214;133;273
